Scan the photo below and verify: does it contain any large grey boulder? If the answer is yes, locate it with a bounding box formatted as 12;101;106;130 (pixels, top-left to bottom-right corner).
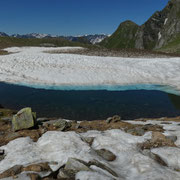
12;108;36;131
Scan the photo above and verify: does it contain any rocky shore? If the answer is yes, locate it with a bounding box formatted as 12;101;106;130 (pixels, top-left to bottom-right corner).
0;107;180;179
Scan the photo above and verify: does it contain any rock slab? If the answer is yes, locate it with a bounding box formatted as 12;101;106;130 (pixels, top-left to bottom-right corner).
12;108;35;131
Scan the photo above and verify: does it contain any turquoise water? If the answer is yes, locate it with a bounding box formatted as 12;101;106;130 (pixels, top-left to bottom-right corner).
17;82;180;96
0;82;180;120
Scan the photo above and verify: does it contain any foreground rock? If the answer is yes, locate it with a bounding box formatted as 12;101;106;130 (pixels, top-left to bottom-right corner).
1;108;180;179
106;115;121;123
95;149;116;161
12;108;36;131
42;119;72;131
64;158;91;172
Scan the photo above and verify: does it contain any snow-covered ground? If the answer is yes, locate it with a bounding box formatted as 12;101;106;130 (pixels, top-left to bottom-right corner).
1;120;180;179
1;47;180;94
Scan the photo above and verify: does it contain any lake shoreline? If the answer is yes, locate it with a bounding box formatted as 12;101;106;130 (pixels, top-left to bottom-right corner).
1;82;180;120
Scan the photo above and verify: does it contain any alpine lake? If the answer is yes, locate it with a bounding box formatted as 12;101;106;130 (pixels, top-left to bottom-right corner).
0;82;180;121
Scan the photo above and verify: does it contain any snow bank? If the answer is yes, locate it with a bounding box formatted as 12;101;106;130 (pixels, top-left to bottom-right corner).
151;147;180;170
1;126;180;179
0;47;180;94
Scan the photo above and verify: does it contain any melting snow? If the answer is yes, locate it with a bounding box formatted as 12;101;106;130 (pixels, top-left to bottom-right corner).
1;120;180;179
0;47;180;94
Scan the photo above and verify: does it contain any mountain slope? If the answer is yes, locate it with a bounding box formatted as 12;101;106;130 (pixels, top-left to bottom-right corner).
136;0;180;50
63;34;108;44
101;0;180;52
101;21;139;49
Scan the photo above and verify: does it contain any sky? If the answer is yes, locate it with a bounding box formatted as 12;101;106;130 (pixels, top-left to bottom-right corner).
0;0;169;36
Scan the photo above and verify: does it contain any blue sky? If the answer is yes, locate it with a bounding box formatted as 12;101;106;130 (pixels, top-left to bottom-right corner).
0;0;169;36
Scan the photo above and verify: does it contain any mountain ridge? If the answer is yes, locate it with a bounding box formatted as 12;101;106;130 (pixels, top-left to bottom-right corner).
101;0;180;52
0;32;108;45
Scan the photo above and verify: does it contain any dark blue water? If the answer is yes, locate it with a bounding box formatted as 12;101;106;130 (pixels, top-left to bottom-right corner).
0;82;180;120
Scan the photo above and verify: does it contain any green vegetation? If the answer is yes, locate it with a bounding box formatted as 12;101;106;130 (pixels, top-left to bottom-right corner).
158;33;180;53
100;21;139;49
0;36;92;50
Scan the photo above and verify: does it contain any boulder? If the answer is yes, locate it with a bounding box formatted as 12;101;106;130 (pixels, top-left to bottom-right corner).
59;157;119;179
58;158;91;179
95;149;116;161
106;115;121;123
112;115;121;122
42;119;71;131
12;108;36;131
57;169;77;179
64;158;91;172
52;119;69;131
106;117;113;124
81;137;94;146
126;127;145;136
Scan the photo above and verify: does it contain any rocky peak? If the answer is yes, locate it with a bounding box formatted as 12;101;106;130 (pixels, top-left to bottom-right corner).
120;20;138;26
135;0;180;49
0;32;8;37
102;0;180;51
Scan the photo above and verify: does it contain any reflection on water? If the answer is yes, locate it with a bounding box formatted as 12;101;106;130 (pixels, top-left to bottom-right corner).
0;82;180;120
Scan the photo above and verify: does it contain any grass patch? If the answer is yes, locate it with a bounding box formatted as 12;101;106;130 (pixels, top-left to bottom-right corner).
157;33;180;53
0;36;93;50
100;21;139;49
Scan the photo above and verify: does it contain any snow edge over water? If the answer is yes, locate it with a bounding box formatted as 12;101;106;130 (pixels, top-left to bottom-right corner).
8;82;180;96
